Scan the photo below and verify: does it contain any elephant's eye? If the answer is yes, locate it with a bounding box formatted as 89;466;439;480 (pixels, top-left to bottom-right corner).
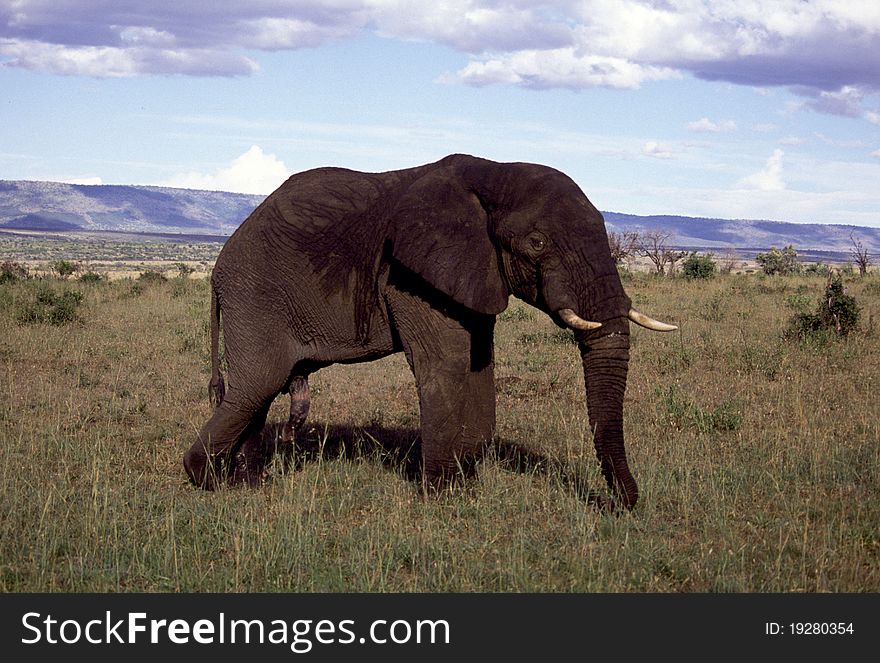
529;236;546;252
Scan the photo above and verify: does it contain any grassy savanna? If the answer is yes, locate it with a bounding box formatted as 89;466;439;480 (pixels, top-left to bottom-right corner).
1;264;878;592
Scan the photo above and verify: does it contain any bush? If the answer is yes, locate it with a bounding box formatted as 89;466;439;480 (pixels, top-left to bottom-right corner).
51;260;79;280
803;262;830;277
786;274;860;340
78;271;105;284
681;252;717;279
138;269;168;284
1;261;29;284
174;262;195;279
15;286;84;325
756;245;801;276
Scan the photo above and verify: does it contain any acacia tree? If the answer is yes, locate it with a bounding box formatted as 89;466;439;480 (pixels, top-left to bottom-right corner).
850;232;871;276
718;246;741;274
756;245;800;275
638;230;673;274
608;230;640;265
637;230;685;275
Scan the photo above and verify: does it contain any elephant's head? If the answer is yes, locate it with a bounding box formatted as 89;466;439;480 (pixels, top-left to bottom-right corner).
390;154;676;509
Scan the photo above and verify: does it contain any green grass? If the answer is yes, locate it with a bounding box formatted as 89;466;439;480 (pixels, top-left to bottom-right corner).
1;271;878;592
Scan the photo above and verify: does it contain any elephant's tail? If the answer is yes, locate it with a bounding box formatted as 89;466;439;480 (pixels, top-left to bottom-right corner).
208;285;226;406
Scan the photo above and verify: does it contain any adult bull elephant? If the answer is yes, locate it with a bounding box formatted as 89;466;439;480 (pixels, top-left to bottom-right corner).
184;154;676;509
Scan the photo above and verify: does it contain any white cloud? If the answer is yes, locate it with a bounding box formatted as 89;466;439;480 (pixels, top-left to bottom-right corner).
779;136;806;146
642;141;674;159
866;111;880;125
871;149;880;159
739;149;785;191
166;146;289;194
3;1;879;108
0;38;258;77
453;48;680;90
686;117;737;132
373;1;571;53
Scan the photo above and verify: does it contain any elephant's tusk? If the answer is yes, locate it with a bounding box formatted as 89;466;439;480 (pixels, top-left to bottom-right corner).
628;308;678;332
558;308;602;331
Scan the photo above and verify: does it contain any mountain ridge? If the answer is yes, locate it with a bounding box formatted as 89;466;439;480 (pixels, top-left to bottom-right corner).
2;179;878;252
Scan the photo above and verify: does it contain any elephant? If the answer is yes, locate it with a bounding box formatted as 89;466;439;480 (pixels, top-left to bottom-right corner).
183;154;676;509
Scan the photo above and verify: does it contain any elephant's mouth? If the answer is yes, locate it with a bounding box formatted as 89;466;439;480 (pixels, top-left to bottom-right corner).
555;307;678;333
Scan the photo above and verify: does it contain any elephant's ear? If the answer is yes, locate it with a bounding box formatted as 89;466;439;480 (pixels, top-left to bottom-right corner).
389;169;509;315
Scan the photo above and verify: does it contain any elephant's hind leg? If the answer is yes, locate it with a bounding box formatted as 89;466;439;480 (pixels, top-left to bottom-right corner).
281;376;310;443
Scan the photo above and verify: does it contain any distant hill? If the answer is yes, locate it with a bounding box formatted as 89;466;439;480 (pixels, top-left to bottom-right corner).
603;212;880;253
0;180;263;235
1;180;878;252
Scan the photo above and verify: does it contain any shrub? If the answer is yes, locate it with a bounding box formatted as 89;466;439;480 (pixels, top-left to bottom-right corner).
786;274;860;340
756;245;801;276
1;261;29;284
138;269;168;284
803;262;830;277
681;252;717;279
51;260;79;280
174;262;195;279
78;271;105;284
15;286;84;325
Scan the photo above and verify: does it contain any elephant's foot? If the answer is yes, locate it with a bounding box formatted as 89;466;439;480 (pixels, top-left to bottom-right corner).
183;448;233;491
421;452;481;495
184;443;268;490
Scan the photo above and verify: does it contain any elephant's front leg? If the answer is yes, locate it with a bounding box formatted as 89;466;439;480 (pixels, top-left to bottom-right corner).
385;281;496;490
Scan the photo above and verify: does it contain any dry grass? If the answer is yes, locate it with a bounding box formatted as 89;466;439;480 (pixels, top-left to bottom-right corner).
1;270;878;592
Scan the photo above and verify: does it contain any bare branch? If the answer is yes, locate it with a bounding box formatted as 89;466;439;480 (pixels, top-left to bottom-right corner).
850;232;871;277
636;230;672;275
608;230;640;265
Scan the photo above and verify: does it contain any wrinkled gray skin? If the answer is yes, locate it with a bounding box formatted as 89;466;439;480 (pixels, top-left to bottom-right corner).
184;154;665;509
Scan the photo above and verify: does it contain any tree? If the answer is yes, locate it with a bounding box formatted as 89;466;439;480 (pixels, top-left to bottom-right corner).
682;252;717;279
664;249;689;275
850;233;871;277
636;230;688;275
637;230;673;275
756;245;800;275
607;230;640;265
718;246;741;274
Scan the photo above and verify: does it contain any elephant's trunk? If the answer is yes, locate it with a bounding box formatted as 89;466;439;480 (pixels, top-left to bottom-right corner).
578;324;637;509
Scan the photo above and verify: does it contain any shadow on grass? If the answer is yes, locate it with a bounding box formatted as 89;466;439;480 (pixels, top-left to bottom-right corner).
249;420;610;510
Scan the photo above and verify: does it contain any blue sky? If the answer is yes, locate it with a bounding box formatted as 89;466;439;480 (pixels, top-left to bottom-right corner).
2;1;879;227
